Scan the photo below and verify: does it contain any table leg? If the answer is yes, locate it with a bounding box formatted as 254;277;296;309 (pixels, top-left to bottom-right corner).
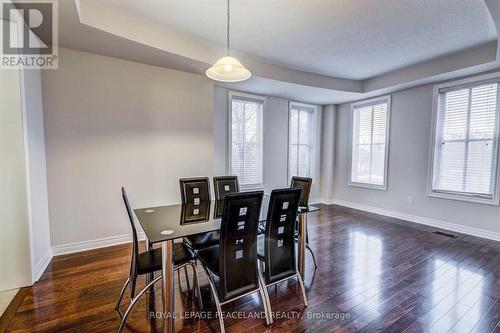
161;240;174;333
298;212;307;280
146;238;155;294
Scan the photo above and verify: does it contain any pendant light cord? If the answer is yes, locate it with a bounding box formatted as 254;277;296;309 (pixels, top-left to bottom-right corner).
226;0;231;55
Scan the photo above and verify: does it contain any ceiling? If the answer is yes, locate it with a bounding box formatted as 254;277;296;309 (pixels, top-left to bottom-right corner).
47;0;500;104
103;0;496;80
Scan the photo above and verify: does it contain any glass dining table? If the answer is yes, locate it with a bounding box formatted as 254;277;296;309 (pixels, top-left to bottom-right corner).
134;196;319;333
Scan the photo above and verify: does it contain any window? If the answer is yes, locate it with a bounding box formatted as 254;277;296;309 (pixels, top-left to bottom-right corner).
349;96;391;190
288;103;317;179
429;75;500;204
229;93;264;188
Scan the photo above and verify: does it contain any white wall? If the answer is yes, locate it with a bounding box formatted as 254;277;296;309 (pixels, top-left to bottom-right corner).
213;87;322;201
42;48;214;248
21;68;52;281
0;17;51;285
334;83;500;237
319;105;336;203
213;86;229;177
41;49;500;255
0;68;32;290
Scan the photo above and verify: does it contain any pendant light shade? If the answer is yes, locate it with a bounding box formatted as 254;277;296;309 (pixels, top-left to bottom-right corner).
206;0;251;82
205;56;251;82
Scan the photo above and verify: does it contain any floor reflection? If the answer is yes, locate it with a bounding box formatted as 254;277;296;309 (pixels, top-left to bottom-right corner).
424;258;487;329
346;231;383;311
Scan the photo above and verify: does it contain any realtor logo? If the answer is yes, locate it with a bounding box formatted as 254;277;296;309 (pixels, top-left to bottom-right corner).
1;0;58;68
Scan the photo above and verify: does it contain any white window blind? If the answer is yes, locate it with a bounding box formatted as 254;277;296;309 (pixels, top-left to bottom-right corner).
289;104;316;179
350;97;390;189
431;81;500;202
230;95;264;187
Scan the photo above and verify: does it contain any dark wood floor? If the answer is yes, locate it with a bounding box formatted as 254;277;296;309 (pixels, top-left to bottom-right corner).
6;205;500;333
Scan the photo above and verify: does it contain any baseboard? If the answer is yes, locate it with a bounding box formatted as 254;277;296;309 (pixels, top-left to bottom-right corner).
332;199;500;242
51;231;145;256
33;250;53;282
314;198;334;205
48;199;499;257
309;198;321;205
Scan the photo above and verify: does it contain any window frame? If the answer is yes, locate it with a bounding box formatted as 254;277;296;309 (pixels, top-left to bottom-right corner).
427;73;500;205
287;101;319;182
228;91;266;190
348;95;391;191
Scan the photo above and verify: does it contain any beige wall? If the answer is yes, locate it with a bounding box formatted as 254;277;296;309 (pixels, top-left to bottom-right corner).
42;48;214;247
0;68;32;290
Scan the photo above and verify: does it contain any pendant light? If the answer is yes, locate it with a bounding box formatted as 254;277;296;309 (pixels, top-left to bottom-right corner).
205;0;251;82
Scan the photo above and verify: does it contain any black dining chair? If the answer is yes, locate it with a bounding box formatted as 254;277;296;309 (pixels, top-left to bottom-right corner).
291;176;312;207
180;177;220;250
290;176;318;268
213;176;239;200
257;188;308;309
116;187;202;332
197;191;272;333
179;177;211;204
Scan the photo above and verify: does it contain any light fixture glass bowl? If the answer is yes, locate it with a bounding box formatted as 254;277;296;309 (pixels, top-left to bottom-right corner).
205;56;251;82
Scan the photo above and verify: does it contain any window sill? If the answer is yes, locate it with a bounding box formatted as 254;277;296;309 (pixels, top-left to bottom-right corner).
348;181;387;191
428;191;499;206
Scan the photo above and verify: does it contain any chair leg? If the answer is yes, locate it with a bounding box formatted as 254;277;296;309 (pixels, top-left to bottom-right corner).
115;278;130;318
257;262;273;325
190;262;203;310
296;273;308;307
305;243;318;269
118;275;162;333
258;261;272;323
184;265;191;291
202;266;225;333
177;269;183;292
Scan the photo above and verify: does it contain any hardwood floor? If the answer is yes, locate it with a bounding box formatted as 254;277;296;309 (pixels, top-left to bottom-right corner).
6;205;500;333
0;288;29;333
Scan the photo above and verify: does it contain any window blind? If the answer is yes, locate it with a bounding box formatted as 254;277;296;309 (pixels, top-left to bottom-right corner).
431;82;500;200
231;96;264;187
351;100;389;187
289;105;316;179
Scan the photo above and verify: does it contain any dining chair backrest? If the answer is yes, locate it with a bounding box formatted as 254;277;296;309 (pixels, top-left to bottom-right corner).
218;191;263;303
121;187;139;296
290;176;312;207
213;176;239;200
179;177;211;204
263;187;302;284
